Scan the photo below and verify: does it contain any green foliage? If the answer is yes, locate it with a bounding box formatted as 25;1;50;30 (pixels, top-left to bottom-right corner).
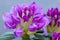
33;30;52;40
0;32;15;40
0;30;52;40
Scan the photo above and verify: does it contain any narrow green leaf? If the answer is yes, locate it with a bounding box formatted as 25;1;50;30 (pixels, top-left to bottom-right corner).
0;31;15;40
34;33;52;40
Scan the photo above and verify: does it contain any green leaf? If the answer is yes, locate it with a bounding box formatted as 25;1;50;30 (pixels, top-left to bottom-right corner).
0;31;15;40
34;33;44;40
34;33;52;37
32;36;45;40
34;33;52;40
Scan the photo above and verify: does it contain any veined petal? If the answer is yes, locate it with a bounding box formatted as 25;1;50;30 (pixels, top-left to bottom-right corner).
2;13;12;22
5;22;16;29
11;14;20;24
36;23;45;30
29;2;36;12
42;16;51;27
33;13;44;23
2;13;20;29
28;23;37;32
2;13;16;28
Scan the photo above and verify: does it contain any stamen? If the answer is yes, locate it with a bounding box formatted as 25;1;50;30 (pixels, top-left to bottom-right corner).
22;10;25;17
55;15;57;19
26;10;29;16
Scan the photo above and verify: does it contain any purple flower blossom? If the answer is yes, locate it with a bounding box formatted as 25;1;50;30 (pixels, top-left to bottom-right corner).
52;32;60;40
47;8;60;27
2;13;20;29
2;2;50;37
14;27;24;37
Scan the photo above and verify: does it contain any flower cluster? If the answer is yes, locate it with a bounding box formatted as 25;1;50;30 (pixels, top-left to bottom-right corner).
47;8;60;27
2;1;60;40
47;8;60;40
2;2;50;37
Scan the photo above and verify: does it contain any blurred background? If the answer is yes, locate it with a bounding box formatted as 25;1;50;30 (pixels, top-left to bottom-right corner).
0;0;60;40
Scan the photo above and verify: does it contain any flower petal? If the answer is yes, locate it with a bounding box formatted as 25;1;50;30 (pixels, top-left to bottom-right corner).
28;23;37;32
2;13;12;22
14;27;24;37
52;32;58;40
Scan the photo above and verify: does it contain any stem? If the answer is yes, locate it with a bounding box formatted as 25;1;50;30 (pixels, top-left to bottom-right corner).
22;34;30;40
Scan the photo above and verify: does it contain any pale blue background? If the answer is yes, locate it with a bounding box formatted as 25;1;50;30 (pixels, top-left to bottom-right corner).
0;0;60;40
